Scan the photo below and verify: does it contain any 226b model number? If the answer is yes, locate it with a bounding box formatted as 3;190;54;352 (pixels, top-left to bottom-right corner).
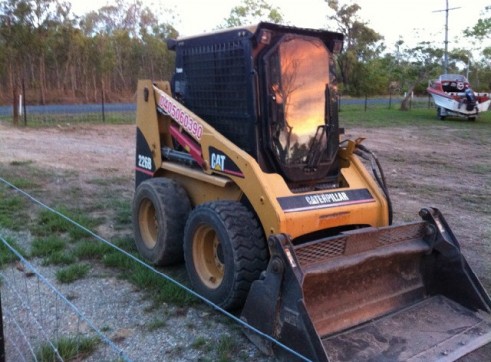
138;154;152;170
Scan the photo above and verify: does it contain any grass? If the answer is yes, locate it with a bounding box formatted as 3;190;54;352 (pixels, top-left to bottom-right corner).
35;336;99;361
1;158;195;303
339;102;491;129
73;239;114;260
32;208;101;240
191;336;208;350
33;209;75;236
0;237;27;267
31;236;66;257
56;263;91;283
216;335;240;362
6;112;135;128
128;263;197;306
0;192;30;231
147;318;167;331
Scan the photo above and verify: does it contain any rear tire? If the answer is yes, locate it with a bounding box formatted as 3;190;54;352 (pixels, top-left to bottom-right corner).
183;201;269;310
132;178;191;266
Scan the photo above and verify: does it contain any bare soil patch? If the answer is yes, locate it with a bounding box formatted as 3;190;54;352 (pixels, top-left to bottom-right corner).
0;121;490;360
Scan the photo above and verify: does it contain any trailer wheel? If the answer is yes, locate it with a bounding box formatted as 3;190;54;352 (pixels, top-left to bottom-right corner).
437;107;446;120
183;201;268;310
132;178;191;266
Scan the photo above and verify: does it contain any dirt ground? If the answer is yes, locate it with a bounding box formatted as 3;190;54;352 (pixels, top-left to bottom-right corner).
0;121;490;360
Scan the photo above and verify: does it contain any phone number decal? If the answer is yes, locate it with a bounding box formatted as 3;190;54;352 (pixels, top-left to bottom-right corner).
158;93;203;141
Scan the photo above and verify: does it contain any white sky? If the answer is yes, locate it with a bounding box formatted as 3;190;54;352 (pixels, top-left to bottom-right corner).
70;0;490;52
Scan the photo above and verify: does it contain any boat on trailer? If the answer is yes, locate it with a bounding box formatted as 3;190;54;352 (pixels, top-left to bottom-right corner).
427;74;491;121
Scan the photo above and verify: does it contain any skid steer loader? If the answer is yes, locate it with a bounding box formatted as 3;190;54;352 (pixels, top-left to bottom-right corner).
132;22;491;361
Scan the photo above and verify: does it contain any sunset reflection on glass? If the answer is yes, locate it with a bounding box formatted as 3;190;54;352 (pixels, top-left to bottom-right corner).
268;36;329;165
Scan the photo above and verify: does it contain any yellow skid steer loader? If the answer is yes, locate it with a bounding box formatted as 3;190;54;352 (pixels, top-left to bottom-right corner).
132;23;491;361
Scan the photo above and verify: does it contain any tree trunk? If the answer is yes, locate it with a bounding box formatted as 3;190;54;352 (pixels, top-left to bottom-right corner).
39;54;46;105
400;85;415;111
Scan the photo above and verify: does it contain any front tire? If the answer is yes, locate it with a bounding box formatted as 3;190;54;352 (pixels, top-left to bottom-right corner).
132;178;191;266
183;201;268;310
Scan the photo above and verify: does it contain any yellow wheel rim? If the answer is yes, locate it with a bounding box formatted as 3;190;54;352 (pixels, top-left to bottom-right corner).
192;224;224;289
139;199;158;249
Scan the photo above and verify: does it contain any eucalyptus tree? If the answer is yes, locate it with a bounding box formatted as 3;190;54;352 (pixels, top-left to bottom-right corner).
325;0;384;95
219;0;284;28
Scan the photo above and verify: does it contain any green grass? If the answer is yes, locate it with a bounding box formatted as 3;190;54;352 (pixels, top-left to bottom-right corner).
0;188;30;231
128;264;197;306
191;336;208;350
73;239;114;260
339;103;491;129
5;176;41;190
147;318;167;331
31;236;66;257
0;237;27;267
56;263;91;283
15;112;135;127
44;251;77;266
32;209;74;236
32;208;101;240
216;335;240;362
35;336;99;361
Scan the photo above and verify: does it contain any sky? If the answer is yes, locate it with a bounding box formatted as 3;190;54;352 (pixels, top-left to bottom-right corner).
69;0;490;52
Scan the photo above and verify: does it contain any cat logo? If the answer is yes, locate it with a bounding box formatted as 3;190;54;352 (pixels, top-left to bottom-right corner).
211;152;226;171
208;147;244;178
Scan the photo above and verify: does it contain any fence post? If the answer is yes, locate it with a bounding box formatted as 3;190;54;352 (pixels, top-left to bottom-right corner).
101;88;106;123
12;85;19;126
22;78;27;126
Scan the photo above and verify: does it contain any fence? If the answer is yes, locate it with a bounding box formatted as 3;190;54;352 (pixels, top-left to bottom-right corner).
0;177;307;362
0;102;136;126
0;95;434;126
0;241;131;362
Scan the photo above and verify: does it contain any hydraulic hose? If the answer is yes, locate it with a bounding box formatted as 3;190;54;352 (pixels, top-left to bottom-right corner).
352;143;394;225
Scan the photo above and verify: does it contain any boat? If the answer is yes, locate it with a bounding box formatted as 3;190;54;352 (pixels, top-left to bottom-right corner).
427;74;491;121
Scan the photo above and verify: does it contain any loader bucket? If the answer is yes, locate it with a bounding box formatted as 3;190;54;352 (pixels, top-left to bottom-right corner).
241;208;491;361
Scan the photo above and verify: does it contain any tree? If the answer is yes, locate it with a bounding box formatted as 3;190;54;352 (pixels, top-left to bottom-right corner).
0;0;179;109
325;0;384;95
219;0;284;28
395;42;443;110
464;6;491;40
464;6;491;90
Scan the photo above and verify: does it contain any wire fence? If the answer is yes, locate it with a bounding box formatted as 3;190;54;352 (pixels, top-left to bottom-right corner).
0;103;136;126
0;95;434;126
0;241;132;362
0;177;309;362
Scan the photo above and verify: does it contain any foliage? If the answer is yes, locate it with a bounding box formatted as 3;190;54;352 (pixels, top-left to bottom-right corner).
0;0;177;105
464;5;491;40
1;0;491;106
325;0;384;95
219;0;284;28
325;1;491;98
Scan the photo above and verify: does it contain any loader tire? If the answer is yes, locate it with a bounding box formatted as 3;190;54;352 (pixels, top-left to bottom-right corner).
183;201;269;310
132;178;191;266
